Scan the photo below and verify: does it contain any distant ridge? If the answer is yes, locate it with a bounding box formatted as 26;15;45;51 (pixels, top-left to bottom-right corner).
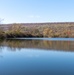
0;22;74;38
1;22;74;25
0;22;74;30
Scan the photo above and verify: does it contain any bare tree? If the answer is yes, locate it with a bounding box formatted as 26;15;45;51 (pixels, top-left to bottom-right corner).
0;18;4;24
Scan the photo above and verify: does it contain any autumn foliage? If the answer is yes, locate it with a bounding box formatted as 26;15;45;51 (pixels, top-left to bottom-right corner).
0;22;74;38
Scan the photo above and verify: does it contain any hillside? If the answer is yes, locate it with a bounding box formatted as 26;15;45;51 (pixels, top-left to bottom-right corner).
0;22;74;38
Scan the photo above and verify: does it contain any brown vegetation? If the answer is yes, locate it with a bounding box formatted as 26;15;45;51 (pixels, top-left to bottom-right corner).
0;22;74;38
0;27;5;39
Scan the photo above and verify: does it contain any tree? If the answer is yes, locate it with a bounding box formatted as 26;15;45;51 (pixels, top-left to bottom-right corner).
0;18;4;24
43;28;53;37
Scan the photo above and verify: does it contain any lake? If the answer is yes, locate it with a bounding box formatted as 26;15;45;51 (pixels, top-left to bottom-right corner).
0;38;74;75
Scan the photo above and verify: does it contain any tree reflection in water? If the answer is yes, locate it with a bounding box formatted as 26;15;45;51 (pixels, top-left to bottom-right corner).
0;39;74;52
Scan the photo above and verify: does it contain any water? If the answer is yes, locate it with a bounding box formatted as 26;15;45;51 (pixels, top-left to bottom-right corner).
0;38;74;75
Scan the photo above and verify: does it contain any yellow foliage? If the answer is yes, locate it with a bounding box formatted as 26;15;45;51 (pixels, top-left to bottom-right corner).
43;28;53;37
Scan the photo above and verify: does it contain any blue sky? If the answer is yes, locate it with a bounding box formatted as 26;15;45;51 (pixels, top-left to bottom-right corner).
0;0;74;23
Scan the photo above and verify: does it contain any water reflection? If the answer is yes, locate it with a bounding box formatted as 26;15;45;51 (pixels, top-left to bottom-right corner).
0;39;74;52
0;39;74;75
0;55;3;58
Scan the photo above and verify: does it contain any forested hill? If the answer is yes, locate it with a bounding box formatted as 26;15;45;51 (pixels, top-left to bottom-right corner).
0;22;74;26
0;22;74;29
0;22;74;38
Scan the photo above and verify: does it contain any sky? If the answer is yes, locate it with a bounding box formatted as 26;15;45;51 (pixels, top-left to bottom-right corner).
0;0;74;24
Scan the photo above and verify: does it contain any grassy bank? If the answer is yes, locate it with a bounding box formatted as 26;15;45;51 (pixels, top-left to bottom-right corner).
0;22;74;39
